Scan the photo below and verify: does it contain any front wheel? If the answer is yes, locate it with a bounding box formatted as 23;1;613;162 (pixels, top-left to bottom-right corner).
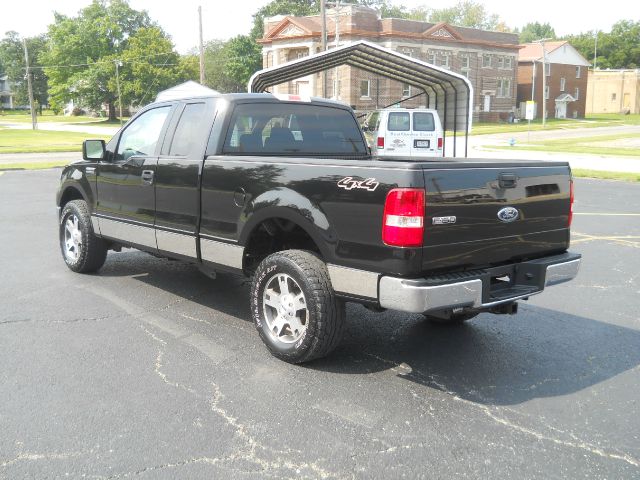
59;200;108;273
250;250;345;364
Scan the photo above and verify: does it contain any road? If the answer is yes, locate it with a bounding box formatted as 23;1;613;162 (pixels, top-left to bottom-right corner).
1;170;639;479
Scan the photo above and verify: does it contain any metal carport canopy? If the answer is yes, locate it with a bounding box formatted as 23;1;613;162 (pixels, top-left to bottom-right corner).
248;40;473;157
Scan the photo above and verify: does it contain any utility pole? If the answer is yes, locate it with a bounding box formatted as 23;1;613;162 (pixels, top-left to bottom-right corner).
534;38;551;127
115;60;123;126
22;38;37;130
198;6;205;85
591;30;598;115
333;0;341;100
320;0;327;97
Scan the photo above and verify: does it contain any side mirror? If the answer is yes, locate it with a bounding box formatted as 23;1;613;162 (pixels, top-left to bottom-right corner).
83;139;106;161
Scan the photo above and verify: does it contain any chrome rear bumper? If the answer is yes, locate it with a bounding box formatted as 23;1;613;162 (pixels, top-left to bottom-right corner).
378;252;581;314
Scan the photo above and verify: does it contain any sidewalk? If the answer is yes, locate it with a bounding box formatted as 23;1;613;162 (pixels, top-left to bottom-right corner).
0;151;79;165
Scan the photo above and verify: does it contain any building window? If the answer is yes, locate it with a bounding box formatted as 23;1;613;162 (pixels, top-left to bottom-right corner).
360;80;370;98
497;56;504;69
560;77;566;91
611;93;617;101
575;87;580;100
400;47;414;58
402;84;411;97
482;54;491;68
544;62;550;76
460;54;470;69
437;54;449;68
576;66;581;78
461;70;470;79
505;57;512;69
497;78;511;98
544;85;550;100
428;51;436;64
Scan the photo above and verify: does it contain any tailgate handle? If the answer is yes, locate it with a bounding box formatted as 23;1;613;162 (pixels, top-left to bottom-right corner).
498;173;517;189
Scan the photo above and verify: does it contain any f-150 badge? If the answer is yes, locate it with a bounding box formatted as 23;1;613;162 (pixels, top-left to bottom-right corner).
337;177;379;191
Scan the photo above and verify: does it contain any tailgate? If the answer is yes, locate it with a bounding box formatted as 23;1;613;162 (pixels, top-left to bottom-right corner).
421;165;571;272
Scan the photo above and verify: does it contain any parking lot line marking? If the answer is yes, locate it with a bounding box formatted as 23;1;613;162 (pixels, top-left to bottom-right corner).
574;213;640;216
572;232;640;248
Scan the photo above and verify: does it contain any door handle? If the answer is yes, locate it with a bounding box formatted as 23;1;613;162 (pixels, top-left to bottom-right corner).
141;169;155;185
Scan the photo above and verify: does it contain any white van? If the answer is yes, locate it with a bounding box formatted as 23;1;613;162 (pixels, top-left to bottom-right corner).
370;108;443;158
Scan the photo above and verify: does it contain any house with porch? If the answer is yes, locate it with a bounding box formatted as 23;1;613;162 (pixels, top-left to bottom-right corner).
517;41;590;119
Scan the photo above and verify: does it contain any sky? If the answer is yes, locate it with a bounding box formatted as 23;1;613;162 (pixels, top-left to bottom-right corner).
1;0;638;53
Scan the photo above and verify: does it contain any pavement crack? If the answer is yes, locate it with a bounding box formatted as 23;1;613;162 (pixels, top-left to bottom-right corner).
365;353;640;469
209;382;337;478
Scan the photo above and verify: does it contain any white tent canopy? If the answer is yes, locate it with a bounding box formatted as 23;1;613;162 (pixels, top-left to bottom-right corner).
248;40;473;157
156;81;219;102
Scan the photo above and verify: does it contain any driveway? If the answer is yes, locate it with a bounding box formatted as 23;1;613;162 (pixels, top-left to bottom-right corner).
1;169;639;478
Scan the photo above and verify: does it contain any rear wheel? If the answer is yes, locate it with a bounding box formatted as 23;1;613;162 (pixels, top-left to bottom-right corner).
250;250;345;363
59;200;107;273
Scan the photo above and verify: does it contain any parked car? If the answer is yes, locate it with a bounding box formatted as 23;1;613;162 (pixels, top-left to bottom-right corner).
371;107;444;158
56;93;580;363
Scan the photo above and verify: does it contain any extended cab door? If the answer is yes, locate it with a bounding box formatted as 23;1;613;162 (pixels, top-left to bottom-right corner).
95;105;173;250
154;100;215;260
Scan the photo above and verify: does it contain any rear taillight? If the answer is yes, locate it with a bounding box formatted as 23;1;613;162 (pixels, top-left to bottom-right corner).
568;179;574;227
437;137;443;149
382;188;425;247
377;136;384;149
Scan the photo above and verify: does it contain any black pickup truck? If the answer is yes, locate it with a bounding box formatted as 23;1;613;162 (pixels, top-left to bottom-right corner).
56;93;581;363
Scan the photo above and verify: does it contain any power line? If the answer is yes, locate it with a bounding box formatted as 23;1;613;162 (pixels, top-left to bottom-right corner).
23;50;178;70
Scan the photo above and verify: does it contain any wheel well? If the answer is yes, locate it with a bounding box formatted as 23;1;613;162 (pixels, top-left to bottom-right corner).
243;218;322;274
60;187;84;208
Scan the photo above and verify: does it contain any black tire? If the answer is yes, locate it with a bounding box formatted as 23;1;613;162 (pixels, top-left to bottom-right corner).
423;311;478;325
59;200;108;273
250;250;345;364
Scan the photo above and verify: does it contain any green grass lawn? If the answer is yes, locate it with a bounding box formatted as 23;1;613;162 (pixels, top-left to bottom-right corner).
0;129;110;153
487;132;640;158
471;114;640;136
0;110;128;125
572;169;640;182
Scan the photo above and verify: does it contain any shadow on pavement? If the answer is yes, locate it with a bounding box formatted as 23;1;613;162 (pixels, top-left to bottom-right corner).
98;250;640;406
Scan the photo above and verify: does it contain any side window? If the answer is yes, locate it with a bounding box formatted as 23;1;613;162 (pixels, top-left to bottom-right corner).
413;112;435;132
387;112;410;132
169;103;206;156
116;106;170;160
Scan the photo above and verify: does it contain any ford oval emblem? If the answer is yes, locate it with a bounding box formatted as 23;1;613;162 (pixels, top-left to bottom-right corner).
497;207;519;223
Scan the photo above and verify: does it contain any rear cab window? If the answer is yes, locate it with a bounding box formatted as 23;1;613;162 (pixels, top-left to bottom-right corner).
222;102;368;157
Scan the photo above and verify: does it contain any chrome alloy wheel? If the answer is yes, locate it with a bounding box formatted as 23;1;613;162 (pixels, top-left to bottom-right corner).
262;273;309;344
63;214;83;262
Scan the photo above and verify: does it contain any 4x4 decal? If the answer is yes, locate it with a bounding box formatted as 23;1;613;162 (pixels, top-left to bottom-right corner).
337;177;379;192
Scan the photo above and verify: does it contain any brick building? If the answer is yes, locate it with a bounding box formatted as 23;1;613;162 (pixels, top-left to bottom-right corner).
517;41;590;119
586;69;640;115
259;5;519;122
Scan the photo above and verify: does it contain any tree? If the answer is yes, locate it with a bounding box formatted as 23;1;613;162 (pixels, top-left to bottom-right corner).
251;0;320;40
564;21;640;69
429;0;504;30
119;27;199;105
519;22;556;43
204;35;263;93
0;32;49;108
41;0;195;119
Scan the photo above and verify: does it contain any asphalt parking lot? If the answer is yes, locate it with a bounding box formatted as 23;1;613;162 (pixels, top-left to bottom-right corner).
1;169;639;479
